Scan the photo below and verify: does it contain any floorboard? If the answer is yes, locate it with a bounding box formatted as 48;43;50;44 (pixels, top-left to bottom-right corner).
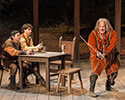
0;58;125;100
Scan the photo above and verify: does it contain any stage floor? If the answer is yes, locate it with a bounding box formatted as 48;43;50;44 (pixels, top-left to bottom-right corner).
0;58;125;100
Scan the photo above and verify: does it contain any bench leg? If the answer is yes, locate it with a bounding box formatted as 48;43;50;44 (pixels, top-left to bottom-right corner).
67;74;71;94
78;71;83;90
56;74;62;92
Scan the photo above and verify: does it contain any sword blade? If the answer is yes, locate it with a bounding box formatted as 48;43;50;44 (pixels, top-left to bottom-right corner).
80;35;98;53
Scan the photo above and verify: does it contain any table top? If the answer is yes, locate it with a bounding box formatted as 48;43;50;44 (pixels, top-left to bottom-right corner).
18;51;66;58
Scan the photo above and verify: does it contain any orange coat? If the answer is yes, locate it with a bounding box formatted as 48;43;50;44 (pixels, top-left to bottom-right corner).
88;30;120;76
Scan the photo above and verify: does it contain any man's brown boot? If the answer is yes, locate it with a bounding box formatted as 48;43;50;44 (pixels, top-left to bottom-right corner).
89;74;98;97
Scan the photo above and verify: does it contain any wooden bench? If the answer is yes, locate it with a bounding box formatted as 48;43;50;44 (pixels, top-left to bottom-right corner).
56;67;83;94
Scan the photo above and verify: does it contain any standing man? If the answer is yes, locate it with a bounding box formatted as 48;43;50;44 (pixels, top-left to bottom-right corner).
88;18;120;97
1;30;32;90
20;23;46;87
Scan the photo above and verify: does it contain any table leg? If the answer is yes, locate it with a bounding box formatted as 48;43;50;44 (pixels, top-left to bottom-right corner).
46;60;50;92
18;57;23;89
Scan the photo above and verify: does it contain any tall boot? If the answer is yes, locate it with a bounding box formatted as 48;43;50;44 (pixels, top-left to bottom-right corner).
22;74;27;88
89;74;98;97
33;70;46;87
22;73;30;88
106;75;111;91
110;72;118;85
22;67;34;88
106;78;111;91
8;75;19;90
106;73;118;91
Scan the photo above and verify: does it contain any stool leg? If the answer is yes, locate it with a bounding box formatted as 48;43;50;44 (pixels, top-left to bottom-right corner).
71;64;74;80
0;70;4;87
67;74;71;94
61;74;65;86
78;71;83;90
56;74;62;92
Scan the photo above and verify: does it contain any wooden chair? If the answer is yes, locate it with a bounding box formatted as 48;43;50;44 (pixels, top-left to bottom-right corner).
56;67;83;94
50;36;76;76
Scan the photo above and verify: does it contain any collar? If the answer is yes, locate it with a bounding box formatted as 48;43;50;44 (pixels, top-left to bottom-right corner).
22;33;31;40
100;33;105;37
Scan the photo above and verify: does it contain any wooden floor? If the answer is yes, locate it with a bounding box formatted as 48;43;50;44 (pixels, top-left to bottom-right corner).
0;57;125;100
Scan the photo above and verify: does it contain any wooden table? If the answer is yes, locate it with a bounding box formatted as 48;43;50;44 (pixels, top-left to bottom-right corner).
18;52;66;92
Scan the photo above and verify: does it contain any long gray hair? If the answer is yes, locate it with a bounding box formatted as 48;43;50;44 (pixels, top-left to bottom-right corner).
95;18;113;32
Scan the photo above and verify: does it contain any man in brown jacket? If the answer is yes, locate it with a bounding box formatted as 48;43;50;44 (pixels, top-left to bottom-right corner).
1;30;32;90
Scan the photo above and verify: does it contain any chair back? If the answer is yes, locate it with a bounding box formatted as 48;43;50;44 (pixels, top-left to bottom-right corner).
59;36;76;61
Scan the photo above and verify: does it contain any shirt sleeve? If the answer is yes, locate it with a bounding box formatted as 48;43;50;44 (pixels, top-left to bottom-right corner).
20;37;33;50
20;37;39;51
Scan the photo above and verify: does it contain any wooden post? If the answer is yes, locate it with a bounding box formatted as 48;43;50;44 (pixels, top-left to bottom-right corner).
74;0;80;60
33;0;39;45
115;0;121;54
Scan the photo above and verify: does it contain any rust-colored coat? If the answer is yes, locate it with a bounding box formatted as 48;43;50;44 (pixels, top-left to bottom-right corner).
88;30;120;76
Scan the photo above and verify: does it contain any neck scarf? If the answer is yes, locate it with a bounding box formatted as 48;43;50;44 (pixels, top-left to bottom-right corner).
100;33;105;44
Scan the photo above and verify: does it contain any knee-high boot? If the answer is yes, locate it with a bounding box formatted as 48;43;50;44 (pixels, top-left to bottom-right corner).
8;75;19;90
110;72;118;85
106;72;118;92
89;74;98;97
22;67;33;88
33;70;46;87
106;75;111;91
106;72;118;91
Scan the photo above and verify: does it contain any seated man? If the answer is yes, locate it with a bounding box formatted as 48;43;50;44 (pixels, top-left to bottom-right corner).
1;30;32;90
20;23;46;87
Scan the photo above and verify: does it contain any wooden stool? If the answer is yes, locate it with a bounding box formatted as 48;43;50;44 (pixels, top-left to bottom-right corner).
0;57;9;87
0;67;9;87
56;67;83;94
